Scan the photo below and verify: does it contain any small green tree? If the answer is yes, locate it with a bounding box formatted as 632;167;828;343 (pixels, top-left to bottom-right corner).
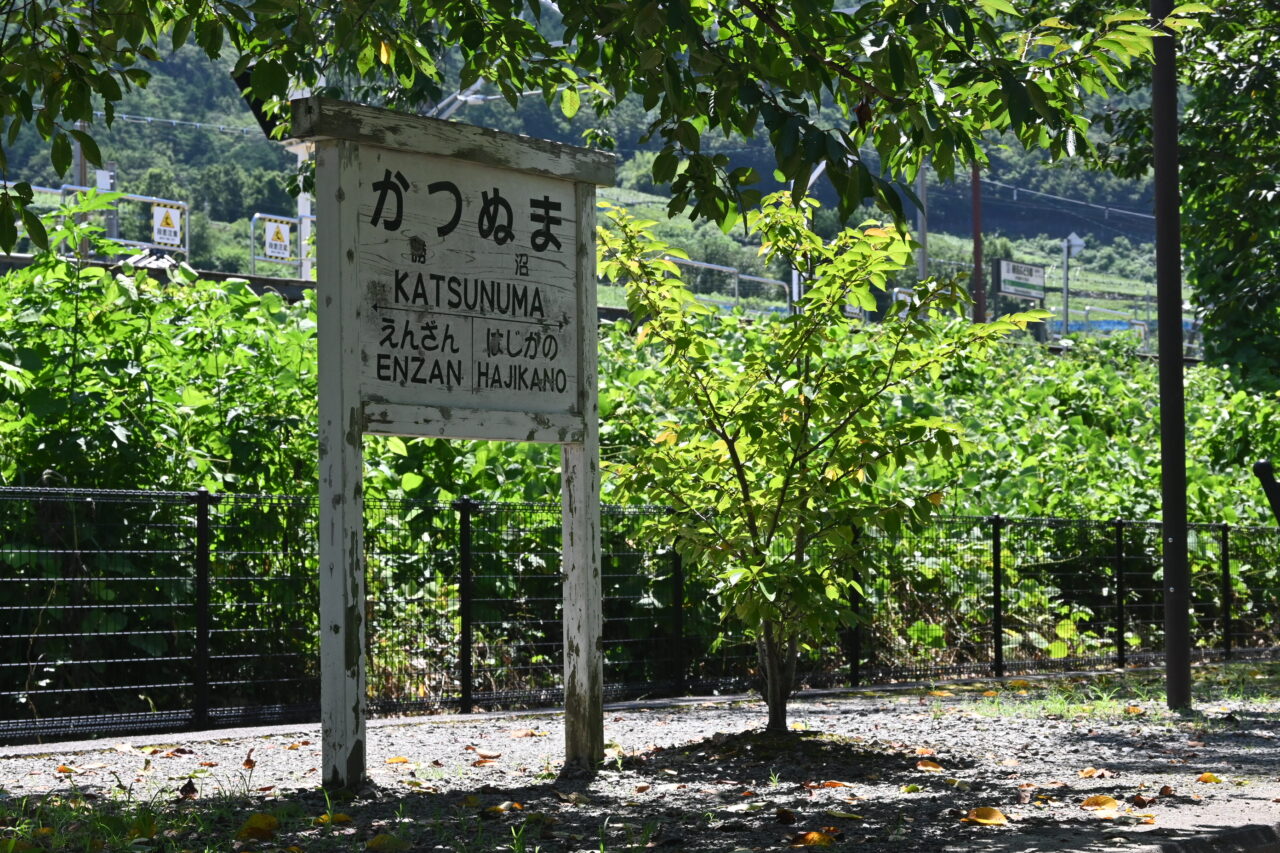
599;194;1044;732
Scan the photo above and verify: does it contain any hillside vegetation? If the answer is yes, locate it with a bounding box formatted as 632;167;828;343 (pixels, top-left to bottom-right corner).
3;43;1167;327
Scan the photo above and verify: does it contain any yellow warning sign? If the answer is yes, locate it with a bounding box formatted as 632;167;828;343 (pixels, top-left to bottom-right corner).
151;203;183;248
263;218;292;260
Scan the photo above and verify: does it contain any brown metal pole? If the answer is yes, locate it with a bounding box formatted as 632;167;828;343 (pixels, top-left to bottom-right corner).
971;163;985;322
1152;0;1191;710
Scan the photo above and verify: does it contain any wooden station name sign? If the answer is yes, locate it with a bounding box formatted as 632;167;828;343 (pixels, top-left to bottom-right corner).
293;97;614;789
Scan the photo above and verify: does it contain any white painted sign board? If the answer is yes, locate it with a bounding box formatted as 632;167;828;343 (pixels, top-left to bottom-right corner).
997;259;1046;301
293;97;614;790
263;218;293;260
151;203;183;248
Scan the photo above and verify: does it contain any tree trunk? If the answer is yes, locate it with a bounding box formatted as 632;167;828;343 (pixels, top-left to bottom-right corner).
759;620;799;734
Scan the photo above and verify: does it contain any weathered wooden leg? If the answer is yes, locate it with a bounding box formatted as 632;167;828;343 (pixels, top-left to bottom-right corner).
317;139;367;790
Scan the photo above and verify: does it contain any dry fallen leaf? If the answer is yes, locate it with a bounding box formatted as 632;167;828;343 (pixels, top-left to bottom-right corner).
960;806;1008;826
555;790;591;805
916;760;944;772
55;765;76;774
1159;785;1176;797
1197;772;1223;783
471;759;497;767
1124;705;1146;716
634;784;650;793
199;761;218;767
982;690;999;697
1132;794;1158;808
915;747;936;756
385;756;410;765
1078;767;1116;779
1081;795;1120;812
928;690;954;697
509;729;547;738
789;830;836;846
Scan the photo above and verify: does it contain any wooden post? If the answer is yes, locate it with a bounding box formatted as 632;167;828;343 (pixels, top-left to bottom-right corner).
561;180;603;773
316;138;368;790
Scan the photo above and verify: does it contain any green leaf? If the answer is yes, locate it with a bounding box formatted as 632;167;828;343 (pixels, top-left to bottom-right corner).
68;129;102;167
250;60;289;98
20;206;48;250
560;86;581;119
400;471;424;492
51;133;72;177
907;621;946;649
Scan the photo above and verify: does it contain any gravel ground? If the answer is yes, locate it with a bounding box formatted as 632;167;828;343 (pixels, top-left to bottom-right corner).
3;680;1280;852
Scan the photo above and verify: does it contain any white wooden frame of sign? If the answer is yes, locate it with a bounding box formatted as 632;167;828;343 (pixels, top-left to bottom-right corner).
293;97;615;789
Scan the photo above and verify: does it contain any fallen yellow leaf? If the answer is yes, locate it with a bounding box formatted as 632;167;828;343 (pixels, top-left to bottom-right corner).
313;813;352;826
1124;705;1146;715
982;690;999;697
789;831;836;846
1197;772;1223;783
1081;795;1120;811
366;833;410;852
960;806;1008;826
916;760;943;772
236;813;279;841
385;756;410;764
1008;679;1032;688
928;690;954;697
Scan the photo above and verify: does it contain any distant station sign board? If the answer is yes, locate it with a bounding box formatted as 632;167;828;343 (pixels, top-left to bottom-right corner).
995;259;1046;300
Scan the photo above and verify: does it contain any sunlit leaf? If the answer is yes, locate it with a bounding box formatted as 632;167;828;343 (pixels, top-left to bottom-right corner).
960;806;1008;825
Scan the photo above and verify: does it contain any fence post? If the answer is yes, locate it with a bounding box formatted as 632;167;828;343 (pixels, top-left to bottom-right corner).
991;515;1004;679
1221;523;1232;660
454;497;477;714
1114;519;1126;670
671;547;686;697
191;488;213;731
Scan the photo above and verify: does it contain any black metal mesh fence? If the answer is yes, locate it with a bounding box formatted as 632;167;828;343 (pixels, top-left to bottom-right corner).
4;487;1280;745
0;488;198;741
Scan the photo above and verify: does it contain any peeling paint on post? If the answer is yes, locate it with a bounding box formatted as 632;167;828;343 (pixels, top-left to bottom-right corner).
315;138;368;789
295;98;613;785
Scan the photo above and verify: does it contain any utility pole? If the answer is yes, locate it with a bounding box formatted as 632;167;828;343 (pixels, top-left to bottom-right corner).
916;165;928;280
971;163;985;322
1152;0;1191;710
1062;232;1084;335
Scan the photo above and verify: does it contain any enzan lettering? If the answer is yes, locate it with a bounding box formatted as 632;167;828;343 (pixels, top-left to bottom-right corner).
394;269;545;319
375;353;464;386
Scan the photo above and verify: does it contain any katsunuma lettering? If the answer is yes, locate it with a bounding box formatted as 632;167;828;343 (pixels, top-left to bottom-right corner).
393;270;545;319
